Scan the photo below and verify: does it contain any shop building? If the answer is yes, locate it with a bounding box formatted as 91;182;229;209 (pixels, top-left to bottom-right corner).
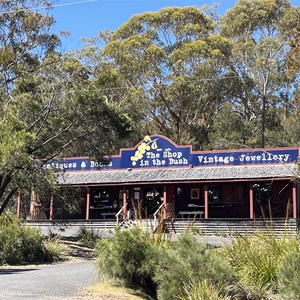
40;134;299;227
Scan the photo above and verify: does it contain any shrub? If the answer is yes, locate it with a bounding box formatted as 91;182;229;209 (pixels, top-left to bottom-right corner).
222;232;299;299
78;226;100;246
154;234;234;300
177;278;229;300
95;226;160;296
0;214;46;264
0;213;66;264
43;236;68;262
278;251;300;299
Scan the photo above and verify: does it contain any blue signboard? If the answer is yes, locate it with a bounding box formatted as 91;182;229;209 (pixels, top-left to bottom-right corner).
44;135;299;172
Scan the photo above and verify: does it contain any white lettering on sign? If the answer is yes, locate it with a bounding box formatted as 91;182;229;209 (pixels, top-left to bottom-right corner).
169;158;188;165
146;152;160;159
90;160;113;168
198;155;234;164
197;152;291;165
239;153;290;162
45;162;77;170
142;150;188;166
163;151;183;159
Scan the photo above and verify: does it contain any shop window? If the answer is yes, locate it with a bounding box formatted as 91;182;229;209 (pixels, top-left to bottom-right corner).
253;183;272;204
93;189;110;208
191;188;200;200
208;186;222;204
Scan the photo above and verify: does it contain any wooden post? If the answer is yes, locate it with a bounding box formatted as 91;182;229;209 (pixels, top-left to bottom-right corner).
86;188;90;221
204;185;208;219
49;194;54;221
249;183;254;219
16;190;21;219
123;189;127;217
293;182;297;219
163;185;167;219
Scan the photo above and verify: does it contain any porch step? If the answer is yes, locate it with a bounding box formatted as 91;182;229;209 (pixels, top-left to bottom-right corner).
165;218;298;236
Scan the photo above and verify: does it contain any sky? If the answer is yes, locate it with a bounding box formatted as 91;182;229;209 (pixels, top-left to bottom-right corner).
51;0;300;52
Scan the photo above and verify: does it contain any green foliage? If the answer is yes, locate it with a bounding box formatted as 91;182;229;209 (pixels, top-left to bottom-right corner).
220;0;299;148
96;226;160;295
154;234;234;300
43;236;68;262
278;251;300;299
0;0;133;216
177;278;229;300
82;6;233;148
78;227;100;246
0;213;65;264
96;228;234;299
222;233;299;298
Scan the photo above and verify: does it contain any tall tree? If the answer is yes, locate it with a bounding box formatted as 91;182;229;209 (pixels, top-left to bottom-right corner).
220;0;299;148
0;0;131;215
81;6;232;148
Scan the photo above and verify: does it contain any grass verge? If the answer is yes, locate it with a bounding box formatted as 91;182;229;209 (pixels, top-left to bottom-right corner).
83;280;154;300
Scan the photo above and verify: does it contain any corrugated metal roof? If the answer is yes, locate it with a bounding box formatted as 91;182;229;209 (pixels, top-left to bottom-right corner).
57;163;298;186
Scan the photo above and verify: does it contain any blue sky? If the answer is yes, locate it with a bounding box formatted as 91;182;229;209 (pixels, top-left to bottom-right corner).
51;0;300;52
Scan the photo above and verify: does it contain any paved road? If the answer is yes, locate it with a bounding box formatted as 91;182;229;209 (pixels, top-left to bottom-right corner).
0;260;98;300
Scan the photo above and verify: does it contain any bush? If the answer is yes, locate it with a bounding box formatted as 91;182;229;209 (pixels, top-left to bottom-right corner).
222;232;299;299
95;226;160;296
78;226;100;246
278;251;300;299
0;213;66;264
0;214;45;264
43;236;68;262
177;278;229;300
154;234;234;300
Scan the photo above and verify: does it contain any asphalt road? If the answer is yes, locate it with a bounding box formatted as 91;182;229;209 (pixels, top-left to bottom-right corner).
0;260;98;300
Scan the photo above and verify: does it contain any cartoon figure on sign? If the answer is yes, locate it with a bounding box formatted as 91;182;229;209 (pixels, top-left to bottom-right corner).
130;135;158;166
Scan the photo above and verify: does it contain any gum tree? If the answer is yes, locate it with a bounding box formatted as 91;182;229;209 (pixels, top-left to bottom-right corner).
81;6;232;148
220;0;300;147
0;0;131;215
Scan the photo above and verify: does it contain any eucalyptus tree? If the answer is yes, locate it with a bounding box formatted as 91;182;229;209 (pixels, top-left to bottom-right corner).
82;6;232;148
221;0;300;148
0;0;131;215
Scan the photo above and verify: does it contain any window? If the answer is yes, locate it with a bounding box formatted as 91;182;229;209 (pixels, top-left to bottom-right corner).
253;183;272;204
208;186;222;204
93;189;110;208
191;188;200;200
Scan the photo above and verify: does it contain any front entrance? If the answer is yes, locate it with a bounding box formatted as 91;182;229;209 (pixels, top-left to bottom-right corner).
143;186;164;218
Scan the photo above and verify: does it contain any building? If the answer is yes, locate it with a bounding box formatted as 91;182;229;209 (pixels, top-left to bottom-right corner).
43;134;299;226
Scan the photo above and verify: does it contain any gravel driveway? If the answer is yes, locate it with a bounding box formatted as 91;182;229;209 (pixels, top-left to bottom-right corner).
0;260;98;300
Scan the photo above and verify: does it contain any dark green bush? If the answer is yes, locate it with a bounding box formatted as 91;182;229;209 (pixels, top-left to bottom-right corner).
96;226;160;296
0;213;63;264
154;234;234;300
96;229;234;300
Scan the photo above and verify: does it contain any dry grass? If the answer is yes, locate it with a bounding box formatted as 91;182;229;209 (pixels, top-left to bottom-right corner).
76;280;153;300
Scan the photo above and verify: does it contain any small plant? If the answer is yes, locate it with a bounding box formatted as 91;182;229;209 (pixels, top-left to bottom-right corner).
188;226;202;235
177;278;229;300
78;226;100;245
43;236;68;262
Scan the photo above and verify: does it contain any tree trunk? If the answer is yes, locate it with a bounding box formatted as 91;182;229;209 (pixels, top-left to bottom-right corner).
0;187;18;216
